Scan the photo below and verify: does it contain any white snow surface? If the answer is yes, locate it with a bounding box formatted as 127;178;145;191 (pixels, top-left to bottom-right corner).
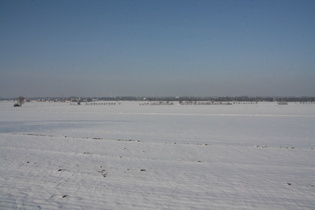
0;101;314;209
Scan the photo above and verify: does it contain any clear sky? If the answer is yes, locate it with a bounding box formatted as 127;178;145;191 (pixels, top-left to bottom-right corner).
1;0;314;98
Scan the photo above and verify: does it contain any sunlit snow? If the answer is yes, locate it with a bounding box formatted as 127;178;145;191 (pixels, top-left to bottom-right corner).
0;101;314;209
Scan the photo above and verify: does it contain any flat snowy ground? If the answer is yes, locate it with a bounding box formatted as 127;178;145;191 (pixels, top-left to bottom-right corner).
0;101;314;209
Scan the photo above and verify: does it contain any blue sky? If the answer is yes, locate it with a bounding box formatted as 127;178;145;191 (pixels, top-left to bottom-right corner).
1;0;314;97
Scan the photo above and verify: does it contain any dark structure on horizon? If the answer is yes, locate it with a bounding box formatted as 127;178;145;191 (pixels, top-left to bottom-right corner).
13;96;25;107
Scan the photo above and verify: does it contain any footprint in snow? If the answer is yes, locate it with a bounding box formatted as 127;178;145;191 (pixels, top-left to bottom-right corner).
98;169;107;177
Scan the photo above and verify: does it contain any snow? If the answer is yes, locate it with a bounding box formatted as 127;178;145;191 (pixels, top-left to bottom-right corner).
0;101;315;209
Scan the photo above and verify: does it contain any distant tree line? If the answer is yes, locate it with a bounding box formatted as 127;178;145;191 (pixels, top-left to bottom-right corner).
142;96;315;102
3;96;315;103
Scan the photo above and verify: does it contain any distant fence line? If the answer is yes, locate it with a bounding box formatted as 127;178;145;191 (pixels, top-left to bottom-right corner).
70;102;121;106
233;102;258;104
139;102;174;106
69;101;315;106
298;102;315;104
180;101;233;105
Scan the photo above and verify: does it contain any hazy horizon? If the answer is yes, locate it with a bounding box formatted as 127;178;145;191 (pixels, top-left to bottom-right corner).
2;95;315;100
1;0;315;98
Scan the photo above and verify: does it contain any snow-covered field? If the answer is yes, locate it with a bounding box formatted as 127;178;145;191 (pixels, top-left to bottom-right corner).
0;101;314;209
